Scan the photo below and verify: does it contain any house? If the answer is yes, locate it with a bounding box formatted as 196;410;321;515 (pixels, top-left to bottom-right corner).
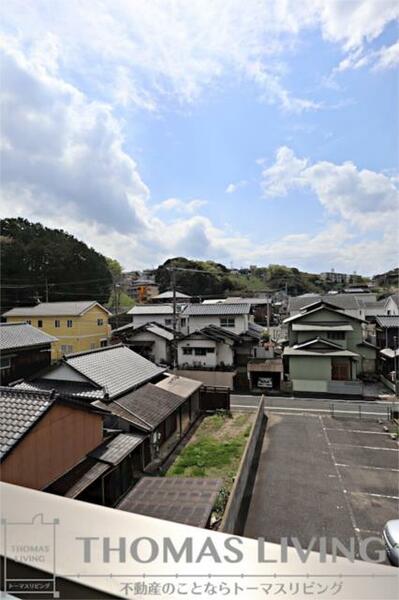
127;304;187;330
288;293;393;322
177;325;241;369
46;431;147;506
182;303;251;335
3;301;111;360
93;377;201;464
128;278;159;302
376;315;399;350
0;387;106;490
0;322;57;384
320;270;351;284
375;315;399;393
225;297;272;324
111;321;176;365
13;344;167;402
283;301;377;396
151;290;192;303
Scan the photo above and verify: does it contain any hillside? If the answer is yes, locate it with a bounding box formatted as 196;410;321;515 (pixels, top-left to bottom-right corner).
1;218;113;312
154;258;355;297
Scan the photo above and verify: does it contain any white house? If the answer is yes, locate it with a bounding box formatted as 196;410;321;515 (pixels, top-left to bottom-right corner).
111;322;175;365
127;304;187;330
182;303;251;336
177;325;240;369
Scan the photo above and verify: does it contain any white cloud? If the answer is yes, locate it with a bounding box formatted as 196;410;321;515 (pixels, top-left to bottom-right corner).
2;1;396;115
261;146;399;229
225;180;247;194
155;198;207;214
373;40;399;70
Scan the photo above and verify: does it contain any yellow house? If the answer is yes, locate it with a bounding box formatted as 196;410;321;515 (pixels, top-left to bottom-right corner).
3;301;111;361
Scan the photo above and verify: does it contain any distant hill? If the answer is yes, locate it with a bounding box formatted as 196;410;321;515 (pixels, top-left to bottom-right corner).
154;258;359;298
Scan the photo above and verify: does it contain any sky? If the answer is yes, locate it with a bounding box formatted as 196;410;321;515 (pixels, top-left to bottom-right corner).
1;0;398;275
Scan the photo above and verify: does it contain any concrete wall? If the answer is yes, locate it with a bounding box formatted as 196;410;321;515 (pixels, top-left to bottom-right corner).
221;397;265;534
174;369;236;390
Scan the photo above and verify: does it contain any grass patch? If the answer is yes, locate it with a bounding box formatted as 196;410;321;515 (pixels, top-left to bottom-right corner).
166;412;254;501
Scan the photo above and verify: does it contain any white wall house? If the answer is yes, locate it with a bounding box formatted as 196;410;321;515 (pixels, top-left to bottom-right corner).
177;326;240;369
182;303;251;336
111;322;174;365
127;305;187;330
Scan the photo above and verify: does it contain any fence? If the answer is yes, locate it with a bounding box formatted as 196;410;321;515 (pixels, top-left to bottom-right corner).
329;403;394;420
199;386;230;411
220;396;266;534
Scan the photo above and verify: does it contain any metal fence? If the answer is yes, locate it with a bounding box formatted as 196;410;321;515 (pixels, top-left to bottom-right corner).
329;402;395;420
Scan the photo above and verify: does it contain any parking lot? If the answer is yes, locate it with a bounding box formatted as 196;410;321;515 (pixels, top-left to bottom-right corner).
244;411;399;564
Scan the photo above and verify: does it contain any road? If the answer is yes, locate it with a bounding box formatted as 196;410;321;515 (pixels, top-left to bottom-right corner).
231;394;397;418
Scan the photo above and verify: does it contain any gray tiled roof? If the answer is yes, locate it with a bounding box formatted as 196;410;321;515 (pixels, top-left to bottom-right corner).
0;322;57;351
98;383;187;432
180;325;240;343
0;387;55;460
288;293;382;313
89;433;145;465
3;301;110;317
112;321;175;341
152;290;190;299
376;315;399;328
128;304;174;315
184;303;250;316
65;345;166;399
13;379;105;400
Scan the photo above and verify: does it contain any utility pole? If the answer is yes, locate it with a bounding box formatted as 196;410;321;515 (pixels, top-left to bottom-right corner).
171;268;177;369
45;277;49;303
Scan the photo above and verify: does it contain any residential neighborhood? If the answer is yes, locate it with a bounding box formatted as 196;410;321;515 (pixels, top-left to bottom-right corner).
1;1;398;594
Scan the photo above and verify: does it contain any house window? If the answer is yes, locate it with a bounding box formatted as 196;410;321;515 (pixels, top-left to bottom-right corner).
328;332;345;340
180;318;186;327
0;357;11;370
165;319;172;327
37;320;43;328
54;319;61;328
60;344;73;354
67;319;73;328
194;348;207;356
100;339;108;347
220;317;235;328
97;318;104;326
182;347;193;355
26;320;32;325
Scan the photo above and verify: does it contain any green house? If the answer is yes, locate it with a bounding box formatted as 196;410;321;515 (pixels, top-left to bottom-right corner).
283;300;377;396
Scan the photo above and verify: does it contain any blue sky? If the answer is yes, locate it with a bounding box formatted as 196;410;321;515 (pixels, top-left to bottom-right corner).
1;1;398;274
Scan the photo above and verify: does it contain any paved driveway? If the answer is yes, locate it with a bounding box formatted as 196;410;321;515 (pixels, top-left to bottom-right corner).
244;412;399;563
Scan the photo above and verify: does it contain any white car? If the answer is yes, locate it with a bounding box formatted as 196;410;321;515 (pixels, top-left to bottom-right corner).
383;520;399;566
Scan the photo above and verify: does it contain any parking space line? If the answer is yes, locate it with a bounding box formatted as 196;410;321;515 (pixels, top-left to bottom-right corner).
324;428;391;435
356;528;381;536
319;416;361;545
330;443;399;452
335;463;399;473
349;491;399;501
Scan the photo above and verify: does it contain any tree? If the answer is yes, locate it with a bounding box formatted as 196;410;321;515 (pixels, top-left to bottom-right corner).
155;257;237;297
1;218;113;312
106;257;123;281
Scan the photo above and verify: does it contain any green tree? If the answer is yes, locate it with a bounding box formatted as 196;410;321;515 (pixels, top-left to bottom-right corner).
1;218;113;312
